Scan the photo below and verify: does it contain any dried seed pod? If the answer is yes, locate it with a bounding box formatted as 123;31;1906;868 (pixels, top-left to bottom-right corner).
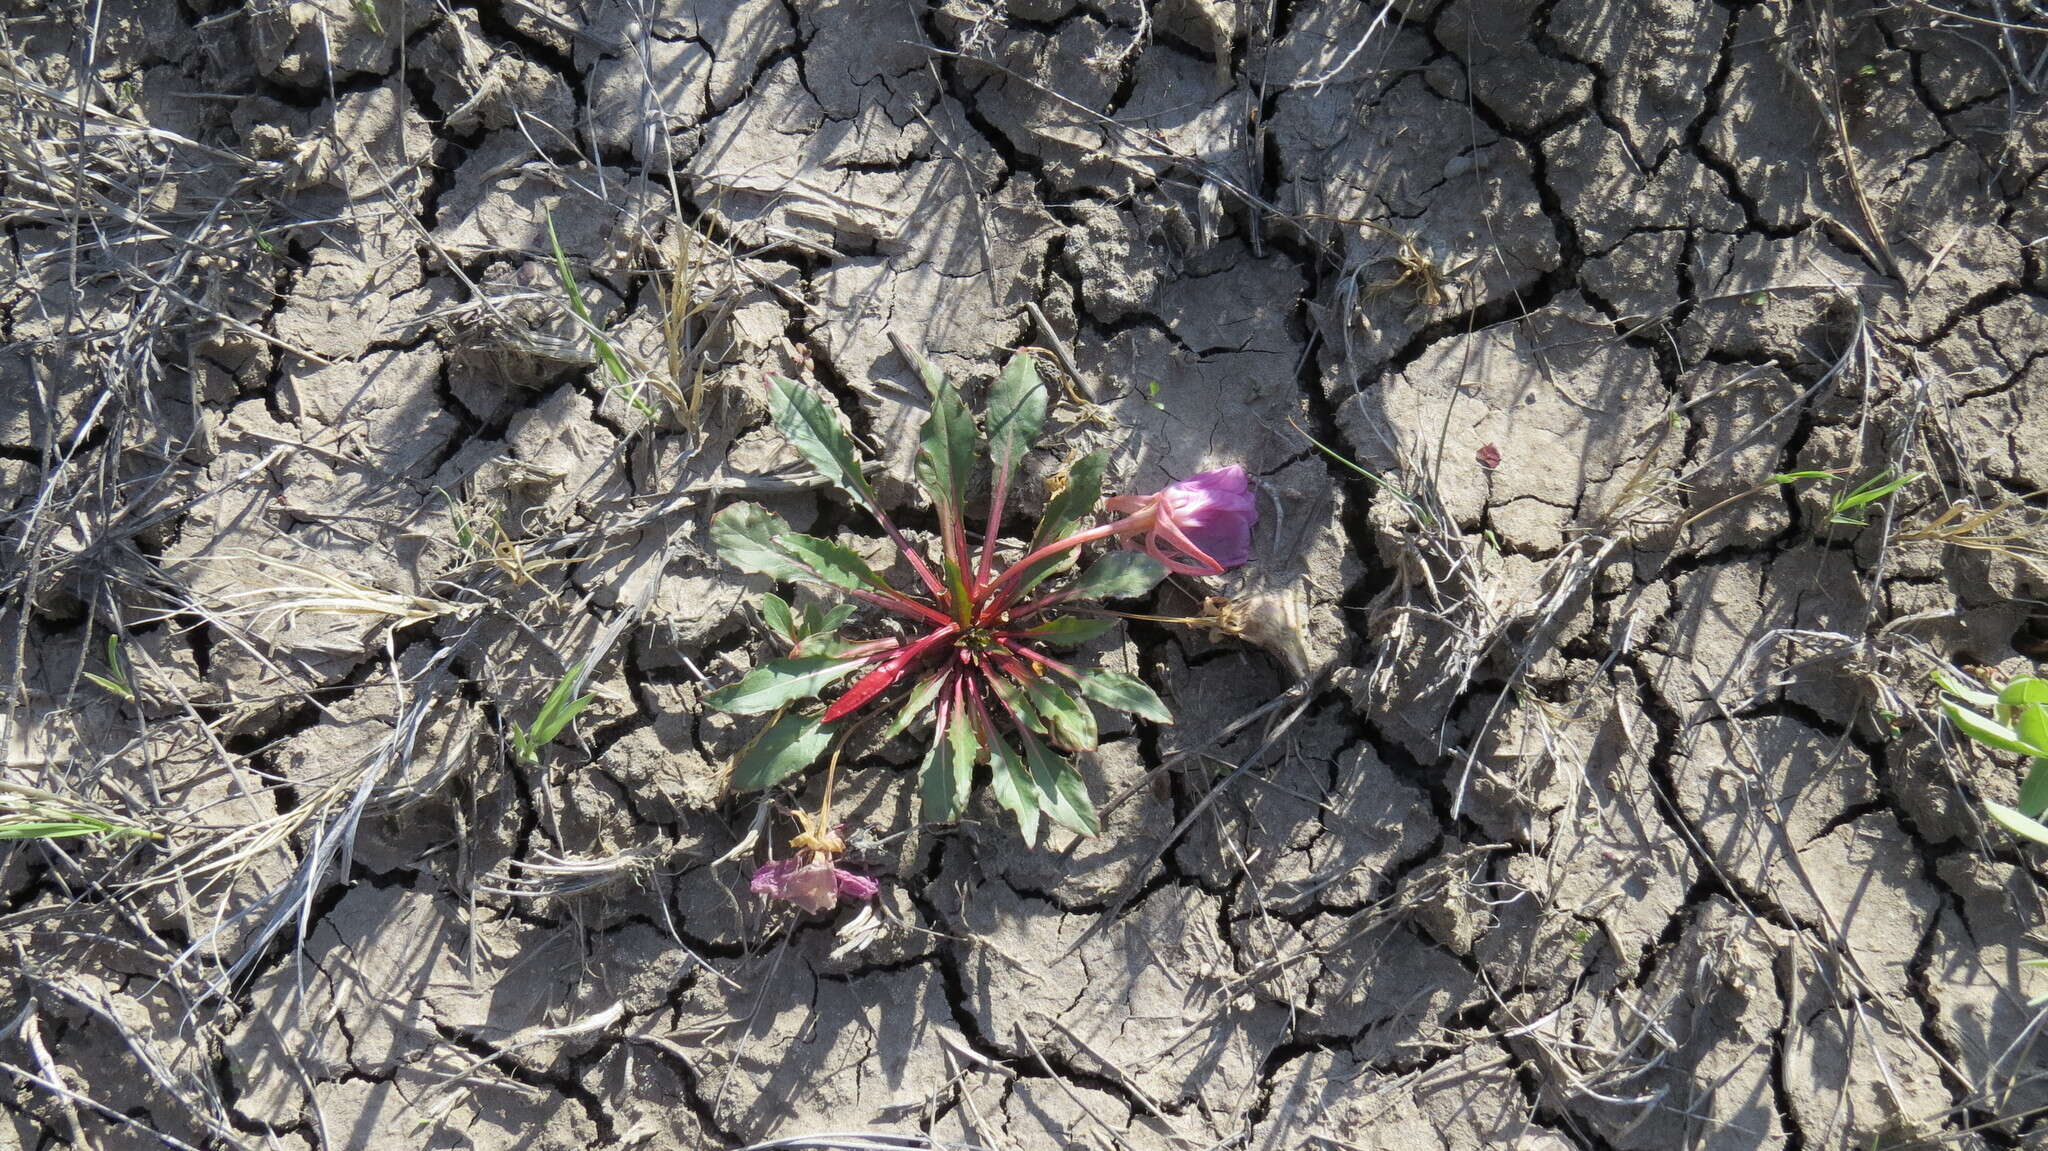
1200;587;1315;680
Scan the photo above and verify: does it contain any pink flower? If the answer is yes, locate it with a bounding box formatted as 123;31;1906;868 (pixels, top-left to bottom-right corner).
750;857;879;914
1102;465;1257;576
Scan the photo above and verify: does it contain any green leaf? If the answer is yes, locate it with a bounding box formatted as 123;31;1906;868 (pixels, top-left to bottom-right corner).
732;711;836;790
706;656;865;715
760;593;796;643
1061;551;1169;602
2020;761;2048;820
546;213;642;407
1031;451;1107;550
986;732;1041;845
1946;701;2046;757
987;676;1045;738
1074;670;1173;725
1999;678;2048;709
1021;676;1097;751
1050;759;1099;836
1017;616;1118;646
920;708;977;821
767;375;873;508
82;672;133;701
2018;707;2048;763
916;382;978;522
713;504;814;582
985;352;1047;490
1934;668;2000;710
1021;733;1099;836
0;821;112;840
883;673;949;742
1828;470;1919;525
515;661;594;764
1987;800;2048;846
711;503;888;594
1010;451;1109;593
775;533;890;593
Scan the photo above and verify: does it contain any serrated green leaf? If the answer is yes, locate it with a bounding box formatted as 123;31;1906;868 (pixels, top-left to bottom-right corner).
731;711;836;790
774;533;890;592
1020;732;1099;836
1987;800;2048;846
1060;551;1169;602
916;383;977;522
713;504;815;582
1018;616;1118;645
883;673;949;742
920;708;977;821
1074;670;1173;724
2000;678;2048;708
760;593;796;643
986;352;1047;489
706;656;865;715
767;375;873;508
987;675;1046;738
1946;701;2046;756
986;732;1040;845
712;503;888;594
1021;676;1096;751
1050;759;1099;836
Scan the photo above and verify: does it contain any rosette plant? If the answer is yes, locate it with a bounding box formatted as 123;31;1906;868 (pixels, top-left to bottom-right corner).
706;353;1254;843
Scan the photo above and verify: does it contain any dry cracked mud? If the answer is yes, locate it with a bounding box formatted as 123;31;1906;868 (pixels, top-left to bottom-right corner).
4;0;2048;1148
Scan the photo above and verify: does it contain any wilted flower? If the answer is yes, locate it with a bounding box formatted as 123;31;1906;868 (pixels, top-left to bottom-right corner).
750;855;879;914
1102;465;1257;575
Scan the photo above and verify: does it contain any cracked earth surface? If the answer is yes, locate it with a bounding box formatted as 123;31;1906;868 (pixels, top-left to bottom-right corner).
4;0;2048;1147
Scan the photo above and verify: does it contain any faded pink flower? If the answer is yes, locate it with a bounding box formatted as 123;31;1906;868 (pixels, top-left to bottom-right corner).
750;856;879;914
1102;465;1257;575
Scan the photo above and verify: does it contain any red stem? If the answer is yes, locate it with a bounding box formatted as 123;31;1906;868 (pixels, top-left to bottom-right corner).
851;586;953;628
998;638;1078;679
977;515;1143;623
973;473;1012;591
867;502;950;604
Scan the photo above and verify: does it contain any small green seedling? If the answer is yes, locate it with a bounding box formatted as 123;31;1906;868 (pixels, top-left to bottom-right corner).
544;212;658;421
1144;381;1166;411
354;0;386;36
510;661;596;767
1767;468;1921;526
83;635;135;702
1827;469;1920;525
1293;420;1434;529
1;783;158;843
1934;669;2048;845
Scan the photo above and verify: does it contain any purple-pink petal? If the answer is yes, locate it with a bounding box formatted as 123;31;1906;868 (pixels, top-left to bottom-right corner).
751;856;879;914
834;869;880;902
750;858;803;898
1160;466;1256;570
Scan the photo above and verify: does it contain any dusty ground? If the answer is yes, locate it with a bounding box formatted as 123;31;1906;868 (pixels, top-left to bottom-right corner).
3;0;2048;1147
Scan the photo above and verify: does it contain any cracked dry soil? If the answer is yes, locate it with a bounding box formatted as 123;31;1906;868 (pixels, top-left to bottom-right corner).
4;0;2048;1148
